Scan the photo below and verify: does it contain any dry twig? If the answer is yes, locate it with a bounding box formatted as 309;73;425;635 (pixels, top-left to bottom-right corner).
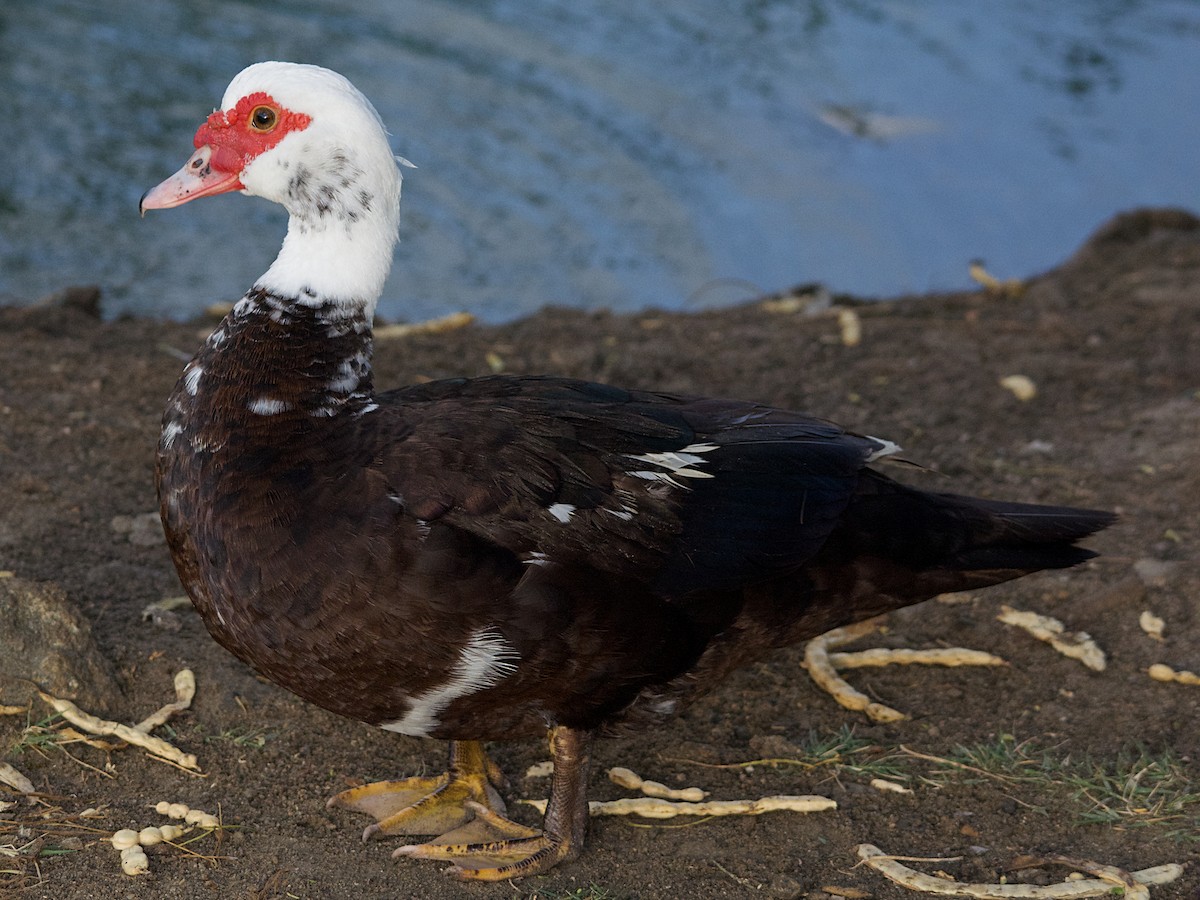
829;648;1005;669
133;669;196;733
1147;663;1200;686
855;844;1181;898
996;606;1106;671
523;794;835;819
805;623;1003;722
374;312;474;339
804;623;907;722
37;686;199;771
0;762;35;797
607;766;708;801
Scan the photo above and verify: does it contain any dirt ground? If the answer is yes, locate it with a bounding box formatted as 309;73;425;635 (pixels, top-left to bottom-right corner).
1;208;1198;899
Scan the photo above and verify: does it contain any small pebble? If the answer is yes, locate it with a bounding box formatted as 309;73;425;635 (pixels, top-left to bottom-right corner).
766;873;805;899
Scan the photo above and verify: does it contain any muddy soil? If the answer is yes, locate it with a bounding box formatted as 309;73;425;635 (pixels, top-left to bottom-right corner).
1;208;1198;899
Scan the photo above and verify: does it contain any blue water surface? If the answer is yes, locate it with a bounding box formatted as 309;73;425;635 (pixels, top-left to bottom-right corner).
1;1;1197;322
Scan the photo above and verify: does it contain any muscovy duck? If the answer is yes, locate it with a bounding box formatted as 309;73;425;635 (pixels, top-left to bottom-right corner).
142;62;1113;880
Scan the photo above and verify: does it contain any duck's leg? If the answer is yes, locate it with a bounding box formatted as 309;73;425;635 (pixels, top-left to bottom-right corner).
394;726;592;881
328;739;513;840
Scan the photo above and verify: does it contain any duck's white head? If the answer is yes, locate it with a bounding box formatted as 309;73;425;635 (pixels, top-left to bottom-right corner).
142;62;406;317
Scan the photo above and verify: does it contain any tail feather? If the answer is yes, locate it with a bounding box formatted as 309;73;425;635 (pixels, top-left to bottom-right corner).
948;494;1116;547
828;472;1115;600
934;493;1115;574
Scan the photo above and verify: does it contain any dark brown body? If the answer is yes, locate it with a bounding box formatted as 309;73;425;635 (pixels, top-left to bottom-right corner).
158;289;1113;742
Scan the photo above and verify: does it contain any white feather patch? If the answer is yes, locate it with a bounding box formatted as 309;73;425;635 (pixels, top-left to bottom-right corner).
865;435;902;462
381;629;518;736
627;442;717;480
183;365;204;397
247;396;292;416
161;421;183;449
547;503;576;523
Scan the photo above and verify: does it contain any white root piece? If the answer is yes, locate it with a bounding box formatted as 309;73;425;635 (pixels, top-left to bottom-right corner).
1046;856;1146;900
0;704;29;716
805;623;907;722
855;844;1179;899
134;669;196;733
111;829;139;850
806;626;1005;722
870;778;913;795
1124;865;1187;886
523;794;835;819
0;761;36;796
838;308;862;347
524;760;554;778
374;311;474;339
969;262;1025;297
999;375;1037;401
829;648;1006;669
1147;663;1200;686
996;606;1106;672
1139;611;1166;641
38;690;199;771
120;845;149;876
608;766;709;801
155;801;220;828
142;595;192;614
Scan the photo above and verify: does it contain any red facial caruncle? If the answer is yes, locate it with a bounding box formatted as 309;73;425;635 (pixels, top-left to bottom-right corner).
196;91;313;177
140;91;312;214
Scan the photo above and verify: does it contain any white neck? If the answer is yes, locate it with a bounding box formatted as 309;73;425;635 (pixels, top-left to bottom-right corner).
255;192;400;319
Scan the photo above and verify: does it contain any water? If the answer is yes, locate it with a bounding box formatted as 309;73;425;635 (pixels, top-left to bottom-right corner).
1;1;1198;323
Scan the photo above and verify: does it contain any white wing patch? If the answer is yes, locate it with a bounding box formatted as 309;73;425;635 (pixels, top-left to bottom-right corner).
183;365;204;397
547;502;576;523
247;396;292;416
161;421;183;449
627;442;718;483
864;435;902;462
381;629;518;737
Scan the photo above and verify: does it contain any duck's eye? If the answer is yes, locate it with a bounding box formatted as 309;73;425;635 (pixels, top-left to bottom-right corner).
249;105;278;132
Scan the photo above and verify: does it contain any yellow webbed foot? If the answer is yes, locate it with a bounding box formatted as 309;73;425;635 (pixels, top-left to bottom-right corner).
393;727;592;881
327;740;505;839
